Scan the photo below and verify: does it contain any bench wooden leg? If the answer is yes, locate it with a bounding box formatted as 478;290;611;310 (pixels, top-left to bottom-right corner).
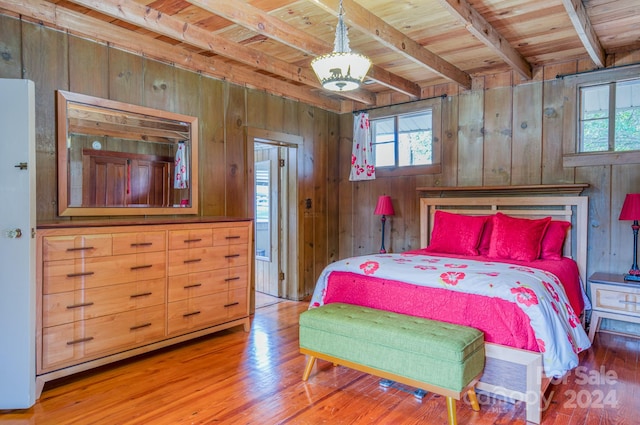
302;356;316;381
446;396;457;425
467;387;480;412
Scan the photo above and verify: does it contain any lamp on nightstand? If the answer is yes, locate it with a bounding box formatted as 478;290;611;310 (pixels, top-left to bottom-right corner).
619;193;640;282
374;195;395;254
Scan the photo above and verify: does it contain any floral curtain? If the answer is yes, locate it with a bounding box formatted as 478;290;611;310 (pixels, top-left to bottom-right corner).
174;141;189;189
349;112;375;181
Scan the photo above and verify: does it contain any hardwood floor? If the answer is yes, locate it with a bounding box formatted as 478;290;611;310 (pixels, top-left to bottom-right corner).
1;301;639;424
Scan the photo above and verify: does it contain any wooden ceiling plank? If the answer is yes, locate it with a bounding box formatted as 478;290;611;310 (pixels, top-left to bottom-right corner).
63;0;375;105
561;0;606;68
0;0;344;112
186;0;420;98
308;0;472;90
436;0;533;80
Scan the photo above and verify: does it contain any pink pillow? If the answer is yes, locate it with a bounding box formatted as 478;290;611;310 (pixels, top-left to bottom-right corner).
488;213;551;262
425;211;487;256
477;215;494;256
540;221;571;260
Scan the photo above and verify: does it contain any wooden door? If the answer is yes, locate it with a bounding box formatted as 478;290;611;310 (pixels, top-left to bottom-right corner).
254;147;280;297
82;150;173;207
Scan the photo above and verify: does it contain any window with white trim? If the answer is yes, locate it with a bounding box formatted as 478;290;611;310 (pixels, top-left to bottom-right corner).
579;78;640;153
366;97;442;177
371;110;434;168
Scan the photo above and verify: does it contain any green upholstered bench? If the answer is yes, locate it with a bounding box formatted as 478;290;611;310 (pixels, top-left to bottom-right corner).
299;303;485;425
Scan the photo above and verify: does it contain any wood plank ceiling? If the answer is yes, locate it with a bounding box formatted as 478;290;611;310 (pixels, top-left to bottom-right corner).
1;0;639;113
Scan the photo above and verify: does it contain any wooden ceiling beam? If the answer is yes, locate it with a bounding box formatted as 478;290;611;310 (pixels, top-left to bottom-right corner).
436;0;532;80
186;0;421;99
308;0;472;90
0;0;345;113
62;0;376;105
561;0;606;68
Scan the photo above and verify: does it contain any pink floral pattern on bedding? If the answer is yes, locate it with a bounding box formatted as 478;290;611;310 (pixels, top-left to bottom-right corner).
310;253;592;377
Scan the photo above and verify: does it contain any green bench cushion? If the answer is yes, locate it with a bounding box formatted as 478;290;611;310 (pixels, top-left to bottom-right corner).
299;303;485;392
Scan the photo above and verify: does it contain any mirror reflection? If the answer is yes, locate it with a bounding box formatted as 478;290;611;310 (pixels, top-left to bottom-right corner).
57;91;198;216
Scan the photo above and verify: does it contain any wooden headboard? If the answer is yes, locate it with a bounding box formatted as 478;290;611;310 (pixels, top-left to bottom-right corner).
419;196;588;284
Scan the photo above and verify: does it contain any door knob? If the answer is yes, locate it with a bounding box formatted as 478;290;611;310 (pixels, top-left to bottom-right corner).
5;229;22;239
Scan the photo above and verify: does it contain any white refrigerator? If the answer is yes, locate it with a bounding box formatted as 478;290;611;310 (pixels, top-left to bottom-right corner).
0;78;36;408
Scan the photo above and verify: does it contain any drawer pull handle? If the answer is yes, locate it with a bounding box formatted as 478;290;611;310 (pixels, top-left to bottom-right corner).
184;258;202;264
66;302;94;309
183;311;201;317
66;337;94;345
226;236;241;240
225;276;240;281
184;238;202;243
618;300;640;305
66;271;95;278
130;323;152;331
225;254;240;259
184;283;202;289
131;264;153;270
224;302;240;308
66;246;95;252
131;242;153;247
130;292;152;298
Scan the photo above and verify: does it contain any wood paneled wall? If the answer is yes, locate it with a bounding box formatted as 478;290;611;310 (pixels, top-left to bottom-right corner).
338;52;640;292
0;14;338;300
4;12;640;304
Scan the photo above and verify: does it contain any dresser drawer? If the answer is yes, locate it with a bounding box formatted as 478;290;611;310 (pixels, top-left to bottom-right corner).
43;234;112;261
213;226;249;246
43;277;166;327
226;266;248;291
168;270;227;302
592;283;640;315
167;294;228;335
112;231;166;255
168;229;213;250
167;246;229;275
41;304;166;371
226;287;249;320
226;244;248;267
44;251;166;294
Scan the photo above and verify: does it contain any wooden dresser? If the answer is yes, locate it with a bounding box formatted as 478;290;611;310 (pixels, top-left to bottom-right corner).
35;218;252;395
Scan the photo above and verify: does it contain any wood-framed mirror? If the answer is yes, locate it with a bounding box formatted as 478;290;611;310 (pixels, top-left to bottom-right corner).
56;90;198;216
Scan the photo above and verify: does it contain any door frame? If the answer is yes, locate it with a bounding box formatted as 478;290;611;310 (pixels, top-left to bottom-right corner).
246;128;302;311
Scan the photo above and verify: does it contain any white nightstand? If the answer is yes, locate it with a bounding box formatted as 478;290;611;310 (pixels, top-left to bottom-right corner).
588;272;640;342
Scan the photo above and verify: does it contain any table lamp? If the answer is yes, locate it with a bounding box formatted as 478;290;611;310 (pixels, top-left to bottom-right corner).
619;193;640;281
374;195;395;253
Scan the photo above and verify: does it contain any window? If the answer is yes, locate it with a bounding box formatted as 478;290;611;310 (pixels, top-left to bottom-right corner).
579;79;640;153
255;160;270;260
371;111;433;168
366;97;442;176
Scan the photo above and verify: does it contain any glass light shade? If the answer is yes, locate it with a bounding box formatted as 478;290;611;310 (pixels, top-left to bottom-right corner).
311;52;372;92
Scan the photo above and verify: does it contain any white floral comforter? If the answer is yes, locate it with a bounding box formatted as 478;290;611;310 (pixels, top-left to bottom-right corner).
310;253;591;377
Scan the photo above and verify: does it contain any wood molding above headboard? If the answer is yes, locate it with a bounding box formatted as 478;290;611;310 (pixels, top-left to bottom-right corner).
416;184;589;197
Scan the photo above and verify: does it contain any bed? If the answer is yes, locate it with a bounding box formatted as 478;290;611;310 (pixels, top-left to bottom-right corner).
309;195;590;424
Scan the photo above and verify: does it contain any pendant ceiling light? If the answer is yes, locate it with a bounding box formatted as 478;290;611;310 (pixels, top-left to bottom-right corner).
311;0;372;92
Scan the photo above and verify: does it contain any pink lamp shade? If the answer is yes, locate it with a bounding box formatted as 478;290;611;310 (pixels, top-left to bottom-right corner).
374;195;395;216
619;193;640;281
619;194;640;220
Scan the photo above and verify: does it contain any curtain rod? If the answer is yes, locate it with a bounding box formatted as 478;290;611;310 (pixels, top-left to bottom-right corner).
555;62;640;79
353;93;447;115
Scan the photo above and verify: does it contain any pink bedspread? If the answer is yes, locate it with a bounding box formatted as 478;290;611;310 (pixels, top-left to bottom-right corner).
324;271;539;350
316;252;585;355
